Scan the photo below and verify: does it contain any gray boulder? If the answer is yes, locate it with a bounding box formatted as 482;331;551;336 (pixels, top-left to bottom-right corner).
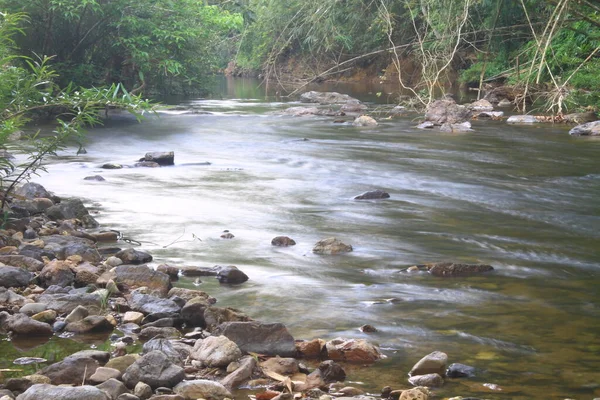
213;321;296;357
140;152;174;166
38;292;103;314
96;378;129;399
220;355;257;390
16;384;109;400
271;236;296;247
0;266;33;288
65;315;114;334
569;120;600;136
14;183;52;200
191;335;242;367
39;260;75;288
312;238;353;255
40;356;99;385
128;292;182;314
0;287;27;306
425;99;472;124
115;248;153;265
45;198;98;227
353;190;390;200
2;313;53;336
409;351;448;376
408;373;443;387
300;91;358;104
507;115;539;124
0;255;44;272
142;338;184;366
352;115;377;127
173;380;232;400
122;351;185;389
114;264;171;296
216;266;248;284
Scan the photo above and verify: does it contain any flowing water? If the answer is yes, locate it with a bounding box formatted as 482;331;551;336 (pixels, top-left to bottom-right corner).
4;78;600;399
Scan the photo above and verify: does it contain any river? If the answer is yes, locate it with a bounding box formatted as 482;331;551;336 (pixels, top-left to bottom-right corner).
8;78;600;399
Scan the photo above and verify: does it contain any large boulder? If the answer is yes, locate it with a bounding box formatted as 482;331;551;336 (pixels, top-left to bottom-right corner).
37;291;103;314
2;313;53;336
45;198;98;227
40;356;99;385
312;238;353;255
142;338;185;365
16;384;109;400
173;380;232;400
191;335;242;367
569;120;600;136
324;338;382;363
216;265;248;284
424;100;472;125
65;315;114;334
427;262;494;277
113;264;171;296
409;351;448;376
14;183;52;200
352;116;378;127
203;307;251;330
0;266;33;288
115;248;153;265
213;321;296;357
140;152;174;166
127;292;182;314
300;91;359;105
122;350;185;389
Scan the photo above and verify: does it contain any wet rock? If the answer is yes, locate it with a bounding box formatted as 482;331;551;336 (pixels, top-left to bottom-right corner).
114;264;171;296
64;349;111;364
173;380;232;400
2;313;53;336
506;115;539;124
497;99;513;107
0;266;33;288
102;163;123;169
89;367;123;384
314;360;346;383
213;321;296;357
157;264;180;280
408;373;443;387
398;387;429;400
221;355;257;390
569;120;600;136
180;299;209;328
473;111;504;119
341;101;368;113
31;310;57;324
337;387;365;396
359;324;377;333
312;238;353;255
84;175;106;181
128;292;182;314
354;190;390;200
191;335;242;367
425;100;472;125
40;356;99;385
105;355;140;374
15;183;52;200
280;107;329;117
446;363;476;378
16;384;110;400
353;115;378;127
65;305;89;324
122;351;185;389
178;265;221;277
66;315;114;334
564;111;597;124
204;307;250;330
220;232;235;239
140;152;174;166
216;265;249;284
440;121;472;132
260;357;299;376
96;378;129;399
300;91;358;105
45;198;96;223
409;351;448;376
324;338;382;363
427;262;494;277
116;248;153;265
92;231;119;242
139;326;181;341
295;338;324;359
135;161;161;168
271;236;296;247
168;287;215;303
0;255;44;272
468;99;494;111
42;235;101;263
5;377;34;393
143;338;185;366
39;260;74;287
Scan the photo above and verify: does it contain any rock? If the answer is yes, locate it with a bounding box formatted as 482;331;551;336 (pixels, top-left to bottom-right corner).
65;315;114;334
89;367;123;384
19;303;46;316
168;287;215;303
271;236;296;247
220;232;234;239
0;266;33;288
295;338;324;359
115;249;153;265
16;384;110;400
180;299;209;328
96;378;129;399
178;266;221;277
564;111;597;124
427;262;494;277
37;292;103;314
352;116;378;127
398;387;429;400
408;373;443;387
337;387;365;396
312;238;353;255
280;107;330;117
134;382;153;400
173;380;232;400
135;161;161;168
67;349;111;364
157;264;180;280
300;91;358;105
41;235;101;263
39;260;74;288
31;310;57;324
261;357;299;376
45;198;94;221
506;115;539;124
354;190;390;200
409;351;448;376
341;101;368;113
468;99;494;111
105;256;124;267
0;287;27;306
569;120;600;136
316;360;346;383
114;264;171;296
473;111;504;119
416;121;435;129
204;307;250;330
139;326;181;341
0;255;44;271
142;338;185;366
105;355;140;374
221;355;257;390
191;335;242;367
213;321;296;357
3;313;53;336
324;338;382;363
140;152;174;166
446;363;476;378
123;311;145;325
359;324;377;333
92;231;119;242
102;163;123;169
15;183;52;201
440;121;472;132
40;356;99;385
84;175;106;181
5;377;34;392
117;394;139;400
216;265;249;284
65;305;90;324
425;100;472;125
122;351;185;389
128;292;182;314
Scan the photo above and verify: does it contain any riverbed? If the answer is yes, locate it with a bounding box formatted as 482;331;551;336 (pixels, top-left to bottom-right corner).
8;78;600;399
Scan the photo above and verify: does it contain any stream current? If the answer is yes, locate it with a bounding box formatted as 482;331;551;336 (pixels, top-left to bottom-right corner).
4;79;600;399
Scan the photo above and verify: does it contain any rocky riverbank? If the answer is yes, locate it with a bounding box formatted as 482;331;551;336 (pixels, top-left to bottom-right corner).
0;178;567;400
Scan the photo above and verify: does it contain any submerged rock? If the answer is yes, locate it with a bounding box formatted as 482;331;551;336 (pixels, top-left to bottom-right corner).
569;120;600;136
1;312;53;336
446;362;477;378
312;238;353;255
354;190;390;200
271;236;296;247
427;262;494;277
